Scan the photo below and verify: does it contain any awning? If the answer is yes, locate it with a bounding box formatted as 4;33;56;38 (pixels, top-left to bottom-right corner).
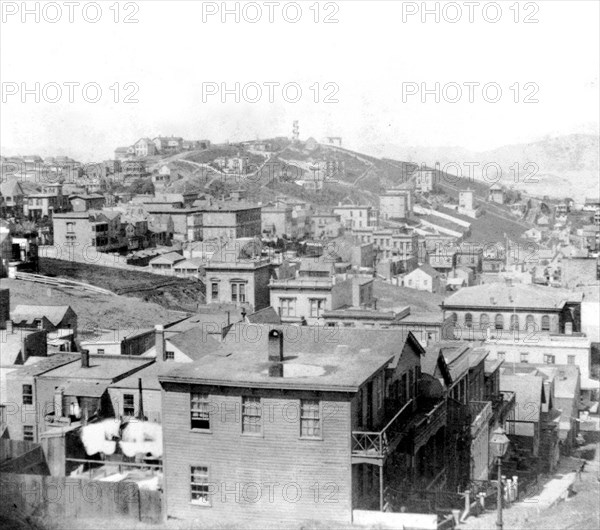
61;380;110;398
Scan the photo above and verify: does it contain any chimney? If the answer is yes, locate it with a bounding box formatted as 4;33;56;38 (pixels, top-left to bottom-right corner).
138;377;145;420
155;324;165;361
268;329;284;363
54;386;64;419
81;349;90;368
6;320;13;334
268;363;284;377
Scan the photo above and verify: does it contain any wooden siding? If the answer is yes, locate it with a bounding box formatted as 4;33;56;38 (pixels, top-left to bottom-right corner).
107;388;162;423
161;384;353;524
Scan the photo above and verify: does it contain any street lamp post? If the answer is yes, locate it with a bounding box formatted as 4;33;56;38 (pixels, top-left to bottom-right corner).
490;427;510;530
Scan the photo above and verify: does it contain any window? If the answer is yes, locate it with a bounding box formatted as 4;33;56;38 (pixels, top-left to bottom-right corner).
415;366;421;397
166;351;175;361
309;298;325;318
465;313;473;328
66;222;75;234
526;314;535;331
510;314;519;331
520;352;529;363
376;375;383;409
544;354;556;364
211;282;219;300
479;313;489;329
495;314;504;330
97;349;105;355
401;373;409;403
22;384;33;405
122;394;135;416
497;351;506;361
300;399;321;438
191;393;211;430
567;355;575;365
23;425;34;442
231;282;246;303
190;466;211;505
279;298;296;317
408;369;415;399
242;396;262;434
541;315;550;331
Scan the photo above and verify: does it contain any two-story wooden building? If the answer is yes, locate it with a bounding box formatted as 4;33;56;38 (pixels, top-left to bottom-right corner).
158;325;446;525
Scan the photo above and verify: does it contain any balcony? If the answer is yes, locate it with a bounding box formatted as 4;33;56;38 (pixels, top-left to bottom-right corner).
469;400;493;436
492;391;516;424
352;400;414;462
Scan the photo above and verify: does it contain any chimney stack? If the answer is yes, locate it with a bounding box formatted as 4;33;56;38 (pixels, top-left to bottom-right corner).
81;349;90;368
155;325;165;361
54;386;64;419
268;329;284;363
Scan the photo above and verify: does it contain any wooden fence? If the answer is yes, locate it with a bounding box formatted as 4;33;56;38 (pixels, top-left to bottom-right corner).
0;472;162;523
14;271;115;296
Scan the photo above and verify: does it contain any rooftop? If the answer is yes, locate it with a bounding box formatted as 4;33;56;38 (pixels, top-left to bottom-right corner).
37;355;153;382
245;307;282;325
165;309;244;333
409;264;441;279
500;372;544;422
150;251;185;265
397;311;446;324
4;353;80;377
443;283;582;309
160;325;422;392
81;328;154;344
12;305;73;327
168;327;223;361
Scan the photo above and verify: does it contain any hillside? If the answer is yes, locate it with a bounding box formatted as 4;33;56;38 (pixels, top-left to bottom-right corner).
149;138;531;241
4;278;187;334
38;258;205;312
374;280;443;313
365;134;599;201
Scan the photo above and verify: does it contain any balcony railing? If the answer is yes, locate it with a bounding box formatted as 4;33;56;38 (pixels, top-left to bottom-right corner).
414;400;447;450
469;400;493;435
352;399;414;460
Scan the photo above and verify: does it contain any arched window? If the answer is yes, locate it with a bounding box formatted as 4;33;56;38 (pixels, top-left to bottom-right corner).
526;314;535;331
479;313;489;329
450;313;458;325
495;314;504;330
510;314;519;331
465;313;473;328
541;315;550;331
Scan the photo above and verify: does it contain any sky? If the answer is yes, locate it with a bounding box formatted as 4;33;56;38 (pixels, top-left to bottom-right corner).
1;0;599;161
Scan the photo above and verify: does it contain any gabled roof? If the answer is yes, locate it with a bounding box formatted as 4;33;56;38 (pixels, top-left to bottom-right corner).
500;372;544;422
168;327;222;361
12;305;74;326
173;258;203;270
246;307;281;325
0;179;24;197
149;251;185;265
410;264;440;279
